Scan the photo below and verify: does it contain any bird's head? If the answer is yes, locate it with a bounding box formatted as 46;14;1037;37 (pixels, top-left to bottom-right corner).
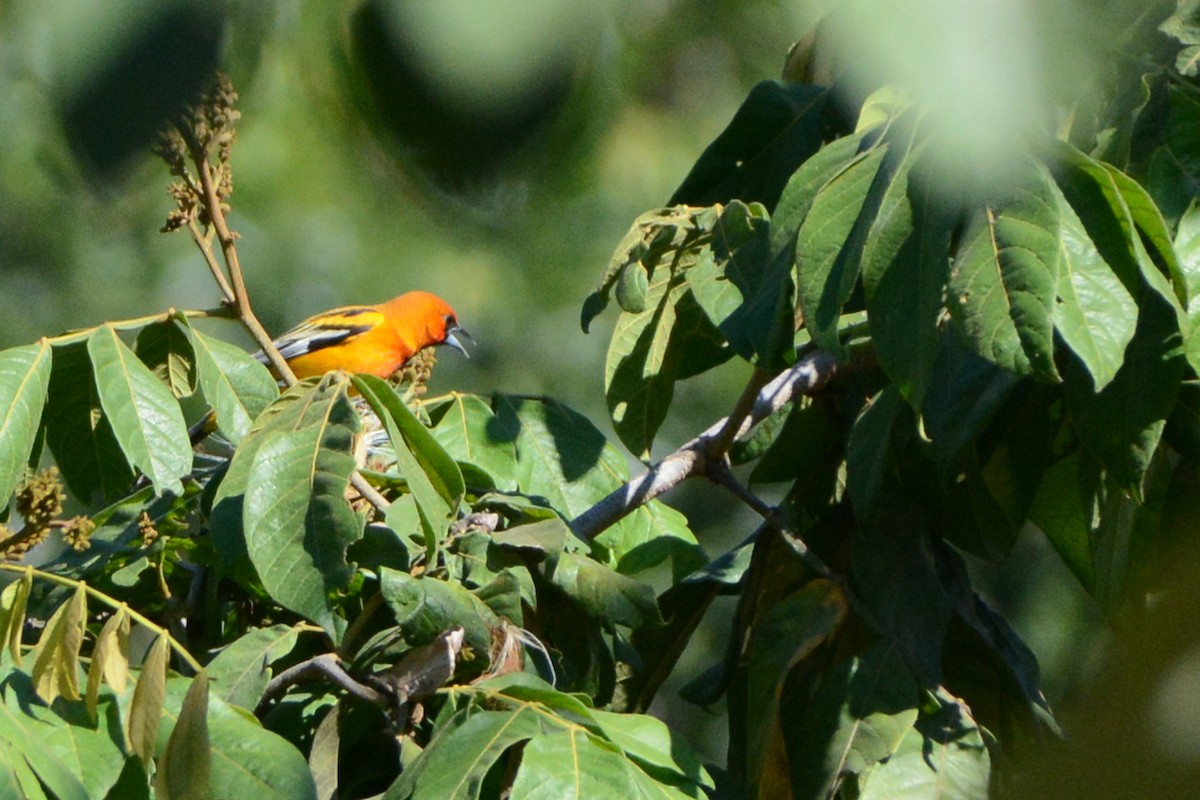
386;291;472;357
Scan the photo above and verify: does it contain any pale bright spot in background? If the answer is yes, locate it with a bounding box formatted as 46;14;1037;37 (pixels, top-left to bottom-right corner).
1149;644;1200;763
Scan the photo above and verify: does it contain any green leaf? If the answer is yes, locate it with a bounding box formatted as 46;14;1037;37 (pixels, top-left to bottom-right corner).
206;624;301;711
86;606;130;716
379;568;499;658
209;376;360;596
789;642;920;800
129;633;170;765
9;689;127;800
862;158;957;409
188;325;279;443
794;140;889;355
510;728;684;800
549;551;663;629
857;691;990;800
242;387;361;636
0;569;31;666
604;265;686;459
1065;290;1186;496
1144;85;1200;225
846;386;911;525
744;580;848;790
354;374;464;519
135;318;196;398
88;325;191;495
0;343;52;505
384;707;545;800
161;677;318;800
30;585;86;705
43;341;133;501
156;671;211;800
669;81;831;210
587;708;713;793
947;162;1062;382
1051;183;1138;391
428;392;519;491
688;200;793;366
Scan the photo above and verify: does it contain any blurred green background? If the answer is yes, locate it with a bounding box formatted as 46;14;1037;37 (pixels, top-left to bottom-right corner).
0;0;1167;778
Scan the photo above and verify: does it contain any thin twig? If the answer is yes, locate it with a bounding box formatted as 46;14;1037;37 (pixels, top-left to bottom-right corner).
570;349;844;539
255;653;384;717
186;218;236;305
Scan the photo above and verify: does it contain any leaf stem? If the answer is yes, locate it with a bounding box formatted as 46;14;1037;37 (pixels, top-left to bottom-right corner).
38;307;234;347
0;564;203;673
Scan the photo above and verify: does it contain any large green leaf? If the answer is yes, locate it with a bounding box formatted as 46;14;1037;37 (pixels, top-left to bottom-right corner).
209;377;357;585
548;551;663;629
205;624;301;711
160;678;317;800
669;80;831;211
1051;184;1138;391
188;325;278;443
0;342;52;503
427;392;519;491
509;728;688;800
947;162;1062;383
242;393;361;636
43;341;133;501
793;140;889;355
384;707;545;800
1144;84;1200;226
87;325;191;495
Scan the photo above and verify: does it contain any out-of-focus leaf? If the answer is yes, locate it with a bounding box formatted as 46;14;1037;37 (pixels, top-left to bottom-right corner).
85;606;130;717
188;325;278;443
242;397;360;637
43;341;134;501
128;633;170;765
948;162;1062;383
427;392;519;491
309;705;339;800
744;580;848;793
30;585;86;705
0;342;52;504
206;624;301;711
669;80;830;211
155;671;211;800
88;325;191;495
1144;84;1200;225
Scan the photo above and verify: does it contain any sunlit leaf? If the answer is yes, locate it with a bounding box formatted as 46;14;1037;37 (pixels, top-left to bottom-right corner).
128;634;170;764
206;624;300;711
31;585;87;705
0;342;52;504
85;606;130;716
155;671;211;800
188;324;279;443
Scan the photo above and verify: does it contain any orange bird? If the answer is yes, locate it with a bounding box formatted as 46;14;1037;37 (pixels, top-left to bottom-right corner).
255;291;470;380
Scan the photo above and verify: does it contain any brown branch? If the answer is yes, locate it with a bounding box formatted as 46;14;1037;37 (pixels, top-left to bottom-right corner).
255;653;384;717
570;349;844;539
186;217;235;305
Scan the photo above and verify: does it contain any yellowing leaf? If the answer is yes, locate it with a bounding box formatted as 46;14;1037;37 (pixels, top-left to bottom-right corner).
30;585;86;704
86;606;131;717
128;634;170;764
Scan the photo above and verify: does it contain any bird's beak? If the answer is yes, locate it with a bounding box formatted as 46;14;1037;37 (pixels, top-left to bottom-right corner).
443;324;473;358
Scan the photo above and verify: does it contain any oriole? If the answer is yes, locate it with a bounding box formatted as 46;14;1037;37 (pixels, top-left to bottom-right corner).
254;291;470;379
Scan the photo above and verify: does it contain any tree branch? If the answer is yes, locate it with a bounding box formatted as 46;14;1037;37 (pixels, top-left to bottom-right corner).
255;653;384;717
570;349;843;539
